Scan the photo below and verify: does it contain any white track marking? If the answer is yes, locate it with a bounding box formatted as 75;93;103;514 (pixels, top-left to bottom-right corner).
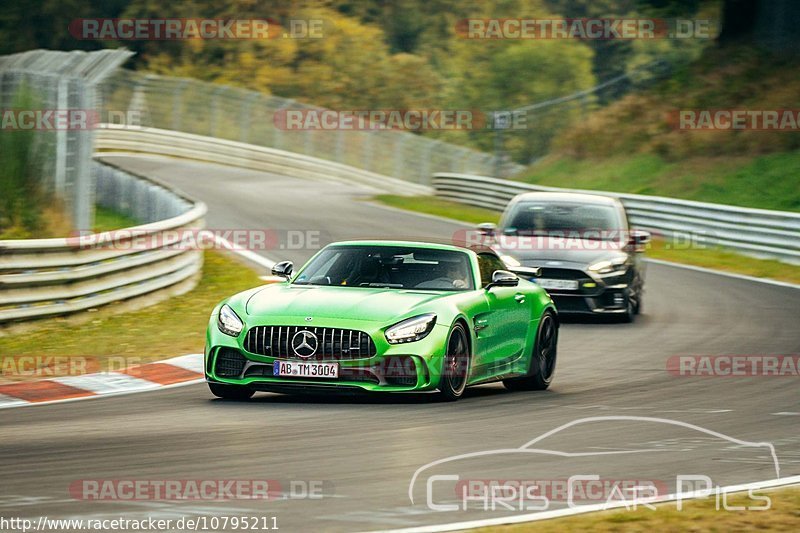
0;355;205;410
160;353;205;373
212;234;276;269
53;373;160;394
0;393;27;408
646;258;800;289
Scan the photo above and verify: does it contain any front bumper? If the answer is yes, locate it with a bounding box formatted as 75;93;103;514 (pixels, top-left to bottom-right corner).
205;319;452;393
519;269;632;315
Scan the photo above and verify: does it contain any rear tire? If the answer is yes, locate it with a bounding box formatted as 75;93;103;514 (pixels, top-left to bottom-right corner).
438;323;470;401
503;311;558;391
209;382;254;401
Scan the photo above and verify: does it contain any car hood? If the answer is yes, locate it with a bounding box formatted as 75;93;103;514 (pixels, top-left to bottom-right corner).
244;283;448;322
494;236;626;267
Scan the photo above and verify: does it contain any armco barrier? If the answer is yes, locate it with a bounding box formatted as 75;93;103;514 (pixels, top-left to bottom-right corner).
0;162;206;324
94;124;433;196
433;173;800;265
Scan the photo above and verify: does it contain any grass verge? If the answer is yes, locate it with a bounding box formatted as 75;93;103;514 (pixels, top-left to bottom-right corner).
515;152;800;213
0;250;264;379
474;486;800;532
373;195;800;285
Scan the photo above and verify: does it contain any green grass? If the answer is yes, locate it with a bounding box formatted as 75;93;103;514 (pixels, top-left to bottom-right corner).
0;205;142;239
93;206;140;232
476;486;800;532
373;195;800;284
516;152;800;213
0;250;264;375
373;194;500;225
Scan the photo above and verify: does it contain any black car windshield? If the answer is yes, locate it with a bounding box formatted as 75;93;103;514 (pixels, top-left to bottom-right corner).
502;201;622;239
293;246;475;291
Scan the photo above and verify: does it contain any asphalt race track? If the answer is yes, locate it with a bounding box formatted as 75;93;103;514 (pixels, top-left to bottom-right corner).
1;155;798;532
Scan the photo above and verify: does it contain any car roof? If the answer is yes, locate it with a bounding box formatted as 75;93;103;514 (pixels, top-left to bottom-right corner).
510;191;619;206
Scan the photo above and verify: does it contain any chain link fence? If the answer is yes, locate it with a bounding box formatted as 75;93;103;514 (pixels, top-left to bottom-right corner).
0;49;134;230
98;70;522;186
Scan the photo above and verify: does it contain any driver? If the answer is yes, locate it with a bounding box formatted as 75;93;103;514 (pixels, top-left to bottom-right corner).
416;261;469;289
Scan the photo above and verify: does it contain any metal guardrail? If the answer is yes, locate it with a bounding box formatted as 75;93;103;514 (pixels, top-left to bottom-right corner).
0;162;206;324
94;125;433;196
433;173;800;265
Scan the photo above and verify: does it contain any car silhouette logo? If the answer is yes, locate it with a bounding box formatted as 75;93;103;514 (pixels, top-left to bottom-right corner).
291;330;318;358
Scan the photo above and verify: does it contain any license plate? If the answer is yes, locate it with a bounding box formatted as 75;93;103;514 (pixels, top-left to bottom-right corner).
273;361;339;379
536;278;579;291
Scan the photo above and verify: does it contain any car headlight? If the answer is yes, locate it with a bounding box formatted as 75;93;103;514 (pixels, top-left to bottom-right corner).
500;254;521;267
385;314;437;344
588;257;628;277
217;304;244;337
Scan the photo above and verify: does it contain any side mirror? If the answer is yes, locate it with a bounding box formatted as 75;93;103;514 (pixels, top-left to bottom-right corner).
508;266;542;278
477;222;497;236
271;260;293;279
628;230;651;250
486;269;519;290
502;227;518;236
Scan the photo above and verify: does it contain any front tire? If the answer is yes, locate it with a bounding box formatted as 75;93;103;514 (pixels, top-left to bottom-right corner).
504;311;558;391
438;323;470;401
209;382;254;401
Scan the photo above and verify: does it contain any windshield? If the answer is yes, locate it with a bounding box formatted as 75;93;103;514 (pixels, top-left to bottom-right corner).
502;201;622;239
293;246;474;291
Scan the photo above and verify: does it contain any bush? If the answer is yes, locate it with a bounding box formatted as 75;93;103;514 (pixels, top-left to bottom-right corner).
0;84;50;237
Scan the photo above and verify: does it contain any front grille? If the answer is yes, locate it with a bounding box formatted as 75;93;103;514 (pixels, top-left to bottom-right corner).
243;364;380;385
551;295;592;313
538;267;589;281
215;348;247;377
244;326;377;361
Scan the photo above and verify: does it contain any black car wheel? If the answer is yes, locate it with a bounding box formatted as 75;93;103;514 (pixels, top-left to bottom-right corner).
209;382;254;401
504;311;558;391
619;294;636;323
439;323;470;401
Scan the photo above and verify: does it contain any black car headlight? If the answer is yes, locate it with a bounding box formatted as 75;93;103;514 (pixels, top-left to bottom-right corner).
385;314;437;344
217;304;244;337
588;257;629;277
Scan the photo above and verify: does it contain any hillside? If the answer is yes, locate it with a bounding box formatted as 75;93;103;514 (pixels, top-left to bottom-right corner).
519;46;800;212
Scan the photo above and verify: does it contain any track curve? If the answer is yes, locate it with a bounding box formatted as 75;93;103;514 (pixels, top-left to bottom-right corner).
1;155;798;532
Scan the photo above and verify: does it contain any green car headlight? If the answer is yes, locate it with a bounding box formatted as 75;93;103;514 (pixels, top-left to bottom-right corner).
217;304;244;337
385;314;437;344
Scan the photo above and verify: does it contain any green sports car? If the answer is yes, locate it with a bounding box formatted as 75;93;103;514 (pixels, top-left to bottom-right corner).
205;241;559;401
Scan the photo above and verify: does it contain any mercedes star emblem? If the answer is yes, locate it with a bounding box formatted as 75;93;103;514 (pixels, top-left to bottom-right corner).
291;330;318;358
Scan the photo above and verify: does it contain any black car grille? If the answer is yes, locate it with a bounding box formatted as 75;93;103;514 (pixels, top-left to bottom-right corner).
244;326;377;361
538;267;588;281
550;295;592;313
214;348;247;377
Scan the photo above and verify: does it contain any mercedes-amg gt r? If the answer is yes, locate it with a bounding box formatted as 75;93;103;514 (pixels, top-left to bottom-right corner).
205;241;558;401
